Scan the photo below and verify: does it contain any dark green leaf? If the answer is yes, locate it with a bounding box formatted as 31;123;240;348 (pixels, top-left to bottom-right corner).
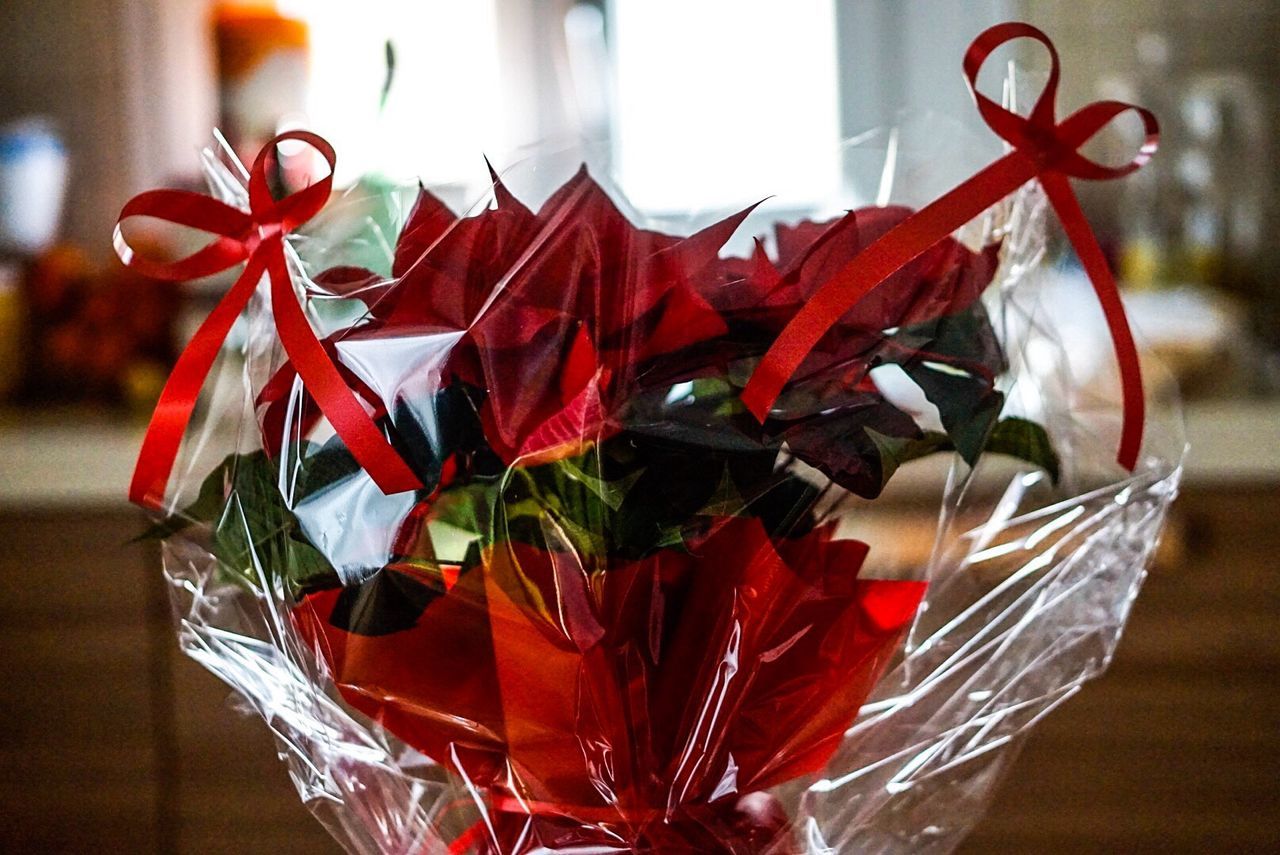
981;416;1060;483
886;303;1006;465
140;447;337;596
869;417;1060;485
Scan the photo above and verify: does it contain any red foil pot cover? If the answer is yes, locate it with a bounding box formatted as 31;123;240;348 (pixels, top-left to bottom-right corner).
294;515;925;851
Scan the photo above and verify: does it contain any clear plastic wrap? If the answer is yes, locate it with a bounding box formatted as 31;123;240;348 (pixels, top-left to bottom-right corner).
122;24;1182;855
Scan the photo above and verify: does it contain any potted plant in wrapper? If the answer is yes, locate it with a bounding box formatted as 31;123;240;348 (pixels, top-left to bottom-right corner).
122;23;1178;855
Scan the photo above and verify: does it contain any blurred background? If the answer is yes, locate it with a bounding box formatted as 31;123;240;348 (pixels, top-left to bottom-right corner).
0;1;1277;852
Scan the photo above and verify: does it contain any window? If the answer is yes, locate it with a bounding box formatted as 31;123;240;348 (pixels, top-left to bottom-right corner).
610;0;841;214
281;0;504;187
284;0;1015;212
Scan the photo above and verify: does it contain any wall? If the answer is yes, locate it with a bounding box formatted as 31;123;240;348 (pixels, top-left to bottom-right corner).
0;0;216;260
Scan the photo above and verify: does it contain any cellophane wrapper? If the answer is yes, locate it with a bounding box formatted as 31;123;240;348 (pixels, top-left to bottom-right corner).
153;120;1183;854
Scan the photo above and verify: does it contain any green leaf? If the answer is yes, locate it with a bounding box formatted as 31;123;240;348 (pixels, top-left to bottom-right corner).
869;416;1059;486
139;447;337;596
867;428;952;491
981;416;1060;483
134;465;227;543
428;439;728;561
887;303;1007;465
771;393;923;500
429;479;497;539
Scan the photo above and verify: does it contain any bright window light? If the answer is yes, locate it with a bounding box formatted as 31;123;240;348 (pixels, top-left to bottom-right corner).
282;0;503;187
611;0;841;213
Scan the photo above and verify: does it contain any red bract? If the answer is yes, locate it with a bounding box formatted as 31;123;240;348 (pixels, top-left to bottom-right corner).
258;168;1004;494
711;207;1001;394
294;516;924;852
293;169;754;466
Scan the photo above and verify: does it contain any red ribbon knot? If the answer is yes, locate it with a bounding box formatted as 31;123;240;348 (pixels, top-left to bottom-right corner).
115;130;422;510
742;22;1159;472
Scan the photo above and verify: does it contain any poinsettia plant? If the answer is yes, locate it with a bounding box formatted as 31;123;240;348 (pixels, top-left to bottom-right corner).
152;165;1057;852
157;167;1055;591
116;18;1184;851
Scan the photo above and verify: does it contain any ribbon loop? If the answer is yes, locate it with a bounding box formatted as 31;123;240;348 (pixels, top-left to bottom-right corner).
1053;100;1160;179
246;130;337;231
964;23;1060;140
119;130;422;510
964;21;1158;180
743;22;1159;472
113;191;253;281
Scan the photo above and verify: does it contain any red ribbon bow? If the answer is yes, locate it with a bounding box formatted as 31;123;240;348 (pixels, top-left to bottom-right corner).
115;130;422;510
743;22;1159;472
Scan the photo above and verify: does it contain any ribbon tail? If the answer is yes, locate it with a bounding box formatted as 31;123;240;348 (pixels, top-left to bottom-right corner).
742;151;1039;420
129;255;265;510
1040;172;1144;471
264;240;424;494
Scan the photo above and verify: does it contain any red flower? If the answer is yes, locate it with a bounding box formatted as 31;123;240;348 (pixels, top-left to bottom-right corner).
293;516;925;850
315;168;753;466
257;170;1005;499
710;206;1001;395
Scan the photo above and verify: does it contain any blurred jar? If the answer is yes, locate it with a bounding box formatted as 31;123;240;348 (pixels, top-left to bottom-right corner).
0;119;68;256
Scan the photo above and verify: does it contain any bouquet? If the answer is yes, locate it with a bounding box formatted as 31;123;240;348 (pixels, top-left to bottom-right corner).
119;23;1182;854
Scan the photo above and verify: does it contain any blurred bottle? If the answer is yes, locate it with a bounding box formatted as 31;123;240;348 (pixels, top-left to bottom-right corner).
0;119;69;404
1171;74;1266;292
1114;33;1176;290
213;3;310;167
1114;32;1267;295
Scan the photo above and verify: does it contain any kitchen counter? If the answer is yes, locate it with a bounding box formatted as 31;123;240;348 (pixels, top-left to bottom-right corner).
2;398;1279;509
